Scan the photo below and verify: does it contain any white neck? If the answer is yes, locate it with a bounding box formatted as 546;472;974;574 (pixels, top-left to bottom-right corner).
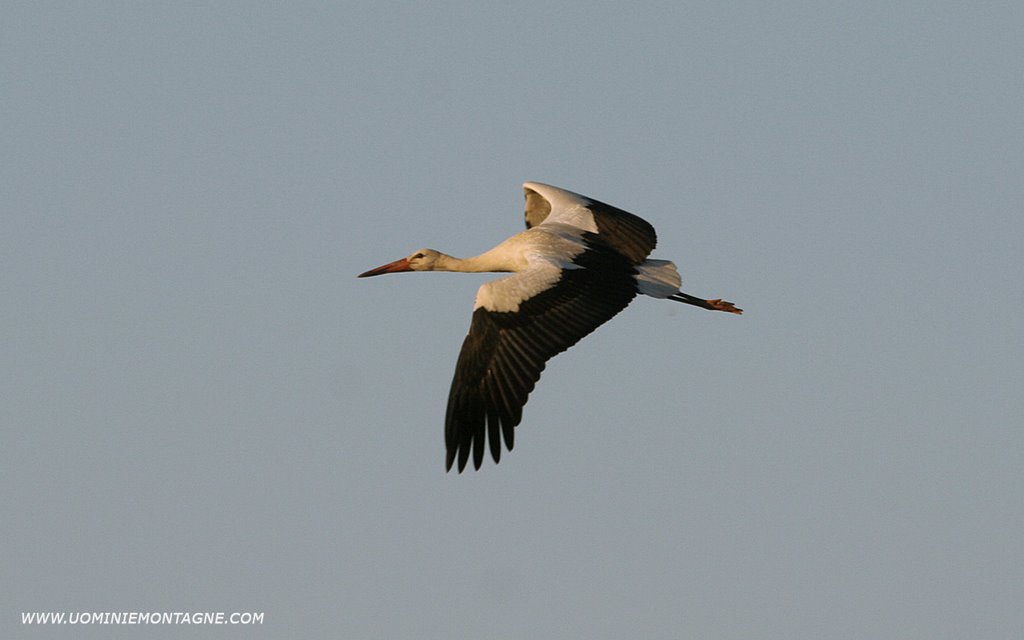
434;248;520;273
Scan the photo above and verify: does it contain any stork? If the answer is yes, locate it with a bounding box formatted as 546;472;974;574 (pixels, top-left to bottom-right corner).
359;182;741;472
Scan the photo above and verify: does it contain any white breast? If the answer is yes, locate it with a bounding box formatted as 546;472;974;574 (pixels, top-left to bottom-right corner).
472;226;589;313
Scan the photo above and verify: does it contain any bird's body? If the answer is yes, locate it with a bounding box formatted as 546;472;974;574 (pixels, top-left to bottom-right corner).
359;182;741;472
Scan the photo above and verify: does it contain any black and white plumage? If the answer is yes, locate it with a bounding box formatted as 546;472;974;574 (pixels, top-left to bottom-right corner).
358;182;741;472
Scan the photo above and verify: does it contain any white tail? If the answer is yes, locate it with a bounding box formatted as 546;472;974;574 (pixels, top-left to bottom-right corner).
635;259;681;298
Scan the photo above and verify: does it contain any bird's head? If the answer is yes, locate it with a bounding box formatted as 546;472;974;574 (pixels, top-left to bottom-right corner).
358;249;442;277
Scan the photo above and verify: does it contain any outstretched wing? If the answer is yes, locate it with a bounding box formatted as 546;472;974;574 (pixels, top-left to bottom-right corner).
445;242;638;472
522;181;658;264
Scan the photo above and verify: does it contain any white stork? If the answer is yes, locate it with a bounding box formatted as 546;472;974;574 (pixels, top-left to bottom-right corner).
359;182;741;472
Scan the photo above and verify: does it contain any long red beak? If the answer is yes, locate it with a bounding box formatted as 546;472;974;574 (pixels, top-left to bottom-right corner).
358;257;413;278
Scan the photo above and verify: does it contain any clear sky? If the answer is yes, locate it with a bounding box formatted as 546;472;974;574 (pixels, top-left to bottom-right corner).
3;2;1022;638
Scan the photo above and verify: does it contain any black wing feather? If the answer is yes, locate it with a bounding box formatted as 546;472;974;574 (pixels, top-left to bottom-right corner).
586;198;658;265
445;242;638;471
523;185;658;264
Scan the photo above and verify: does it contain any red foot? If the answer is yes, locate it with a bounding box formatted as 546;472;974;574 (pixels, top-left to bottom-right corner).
707;299;742;314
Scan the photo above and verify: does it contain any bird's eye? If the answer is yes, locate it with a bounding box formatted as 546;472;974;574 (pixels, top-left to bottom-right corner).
412;252;425;260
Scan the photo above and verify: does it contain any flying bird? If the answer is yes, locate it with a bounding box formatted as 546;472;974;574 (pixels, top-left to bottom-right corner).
359;182;741;472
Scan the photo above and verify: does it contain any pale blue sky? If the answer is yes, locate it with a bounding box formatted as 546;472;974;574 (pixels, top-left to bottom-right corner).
3;2;1022;638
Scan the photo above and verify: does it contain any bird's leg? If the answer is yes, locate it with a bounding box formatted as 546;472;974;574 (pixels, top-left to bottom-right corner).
670;292;743;314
